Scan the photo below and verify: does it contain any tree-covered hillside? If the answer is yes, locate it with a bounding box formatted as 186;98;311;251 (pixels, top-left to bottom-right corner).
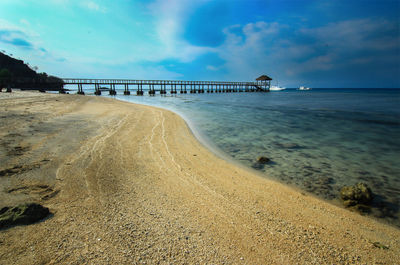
0;52;63;90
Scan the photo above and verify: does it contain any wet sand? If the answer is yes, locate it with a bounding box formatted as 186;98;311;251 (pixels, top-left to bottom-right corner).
0;91;399;264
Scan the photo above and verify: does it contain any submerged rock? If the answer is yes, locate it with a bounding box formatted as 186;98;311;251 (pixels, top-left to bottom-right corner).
280;143;302;149
256;156;270;164
252;156;272;170
340;183;373;207
0;203;50;229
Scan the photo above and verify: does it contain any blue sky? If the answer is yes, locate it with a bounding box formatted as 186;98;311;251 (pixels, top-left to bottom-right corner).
0;0;399;88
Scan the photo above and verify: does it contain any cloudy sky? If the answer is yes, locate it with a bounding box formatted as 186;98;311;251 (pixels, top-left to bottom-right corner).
0;0;399;88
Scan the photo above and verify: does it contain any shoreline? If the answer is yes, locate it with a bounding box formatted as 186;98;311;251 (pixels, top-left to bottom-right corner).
108;93;400;229
108;95;247;173
1;91;399;264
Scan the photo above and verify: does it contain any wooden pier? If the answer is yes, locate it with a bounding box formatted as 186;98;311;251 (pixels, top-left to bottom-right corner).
62;75;272;95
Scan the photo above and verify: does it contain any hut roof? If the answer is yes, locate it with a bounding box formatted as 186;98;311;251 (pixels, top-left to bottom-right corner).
256;75;272;81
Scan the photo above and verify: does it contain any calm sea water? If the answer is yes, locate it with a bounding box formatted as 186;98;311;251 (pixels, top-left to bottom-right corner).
76;87;400;226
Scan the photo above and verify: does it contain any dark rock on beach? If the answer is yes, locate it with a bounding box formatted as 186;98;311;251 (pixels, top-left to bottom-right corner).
0;203;50;229
340;183;373;207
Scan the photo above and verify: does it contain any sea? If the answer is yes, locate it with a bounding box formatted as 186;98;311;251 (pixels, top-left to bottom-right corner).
70;86;400;226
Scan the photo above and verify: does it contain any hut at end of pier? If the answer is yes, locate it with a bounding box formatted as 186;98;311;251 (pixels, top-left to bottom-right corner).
256;75;272;91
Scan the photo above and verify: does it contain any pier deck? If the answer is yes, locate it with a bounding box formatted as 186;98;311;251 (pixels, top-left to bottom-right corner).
62;78;271;95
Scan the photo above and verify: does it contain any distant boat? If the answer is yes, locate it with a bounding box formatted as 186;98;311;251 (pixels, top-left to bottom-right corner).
298;86;311;90
270;85;286;91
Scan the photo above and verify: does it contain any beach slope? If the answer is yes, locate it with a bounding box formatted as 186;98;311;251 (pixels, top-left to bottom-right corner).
0;92;399;264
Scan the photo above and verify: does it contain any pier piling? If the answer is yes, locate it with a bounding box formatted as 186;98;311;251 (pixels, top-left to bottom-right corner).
94;84;101;95
109;84;116;95
77;84;85;95
124;84;130;95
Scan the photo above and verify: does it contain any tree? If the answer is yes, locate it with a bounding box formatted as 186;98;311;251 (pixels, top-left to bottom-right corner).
0;68;12;88
38;72;48;83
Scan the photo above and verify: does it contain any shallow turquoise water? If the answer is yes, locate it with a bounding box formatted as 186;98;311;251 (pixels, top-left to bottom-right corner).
81;87;400;226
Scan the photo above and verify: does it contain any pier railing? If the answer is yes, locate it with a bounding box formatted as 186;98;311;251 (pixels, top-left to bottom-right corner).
62;78;270;95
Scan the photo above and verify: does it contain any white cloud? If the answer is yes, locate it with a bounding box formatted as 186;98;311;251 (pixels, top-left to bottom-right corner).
19;19;30;26
212;21;283;81
47;0;106;12
56;60;183;80
0;19;25;32
0;19;38;47
48;0;70;5
147;0;215;62
83;1;106;12
206;65;220;71
210;18;400;86
300;18;399;51
0;18;68;72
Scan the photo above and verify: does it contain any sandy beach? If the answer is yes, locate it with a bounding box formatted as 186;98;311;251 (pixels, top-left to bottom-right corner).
0;91;399;264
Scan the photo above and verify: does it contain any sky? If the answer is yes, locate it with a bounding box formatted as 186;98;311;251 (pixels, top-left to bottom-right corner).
0;0;399;88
